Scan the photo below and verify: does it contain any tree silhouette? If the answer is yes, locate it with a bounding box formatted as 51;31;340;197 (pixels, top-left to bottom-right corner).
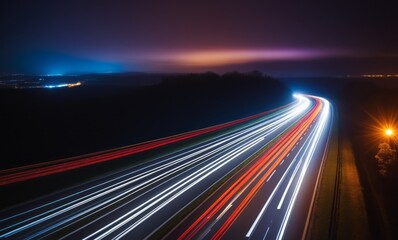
375;142;396;176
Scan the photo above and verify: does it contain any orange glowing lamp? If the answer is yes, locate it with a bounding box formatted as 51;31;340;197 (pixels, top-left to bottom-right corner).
386;129;393;136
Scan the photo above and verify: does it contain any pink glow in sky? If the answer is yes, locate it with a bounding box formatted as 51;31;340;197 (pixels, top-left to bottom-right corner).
130;49;340;69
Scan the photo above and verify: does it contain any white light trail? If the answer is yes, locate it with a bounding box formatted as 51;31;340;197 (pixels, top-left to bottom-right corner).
0;96;312;239
85;137;264;240
245;126;314;238
246;96;331;239
276;97;330;240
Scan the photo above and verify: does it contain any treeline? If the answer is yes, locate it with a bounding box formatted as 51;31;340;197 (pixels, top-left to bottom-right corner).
0;71;292;169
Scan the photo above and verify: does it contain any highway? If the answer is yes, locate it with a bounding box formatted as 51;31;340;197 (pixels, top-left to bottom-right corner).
0;94;332;239
0;105;285;186
168;95;332;240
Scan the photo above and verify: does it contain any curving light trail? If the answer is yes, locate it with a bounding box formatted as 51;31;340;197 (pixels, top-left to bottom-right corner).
0;95;331;240
171;95;332;240
0;103;291;186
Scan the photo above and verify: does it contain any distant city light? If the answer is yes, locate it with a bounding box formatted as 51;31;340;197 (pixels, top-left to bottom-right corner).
346;74;398;78
362;74;398;78
44;84;68;89
44;82;82;89
45;73;64;77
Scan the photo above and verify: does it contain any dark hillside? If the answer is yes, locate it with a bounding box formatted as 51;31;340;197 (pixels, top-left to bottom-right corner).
0;72;292;169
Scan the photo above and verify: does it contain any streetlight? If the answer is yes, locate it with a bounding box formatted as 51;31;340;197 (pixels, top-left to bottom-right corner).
386;129;393;136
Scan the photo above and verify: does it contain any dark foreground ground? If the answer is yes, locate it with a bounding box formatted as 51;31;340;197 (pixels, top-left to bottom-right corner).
339;80;398;239
282;76;398;239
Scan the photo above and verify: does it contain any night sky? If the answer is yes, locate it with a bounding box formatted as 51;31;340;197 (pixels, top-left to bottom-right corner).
1;1;397;76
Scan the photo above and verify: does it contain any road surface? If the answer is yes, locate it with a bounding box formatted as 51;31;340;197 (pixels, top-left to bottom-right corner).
168;95;332;240
0;94;332;239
